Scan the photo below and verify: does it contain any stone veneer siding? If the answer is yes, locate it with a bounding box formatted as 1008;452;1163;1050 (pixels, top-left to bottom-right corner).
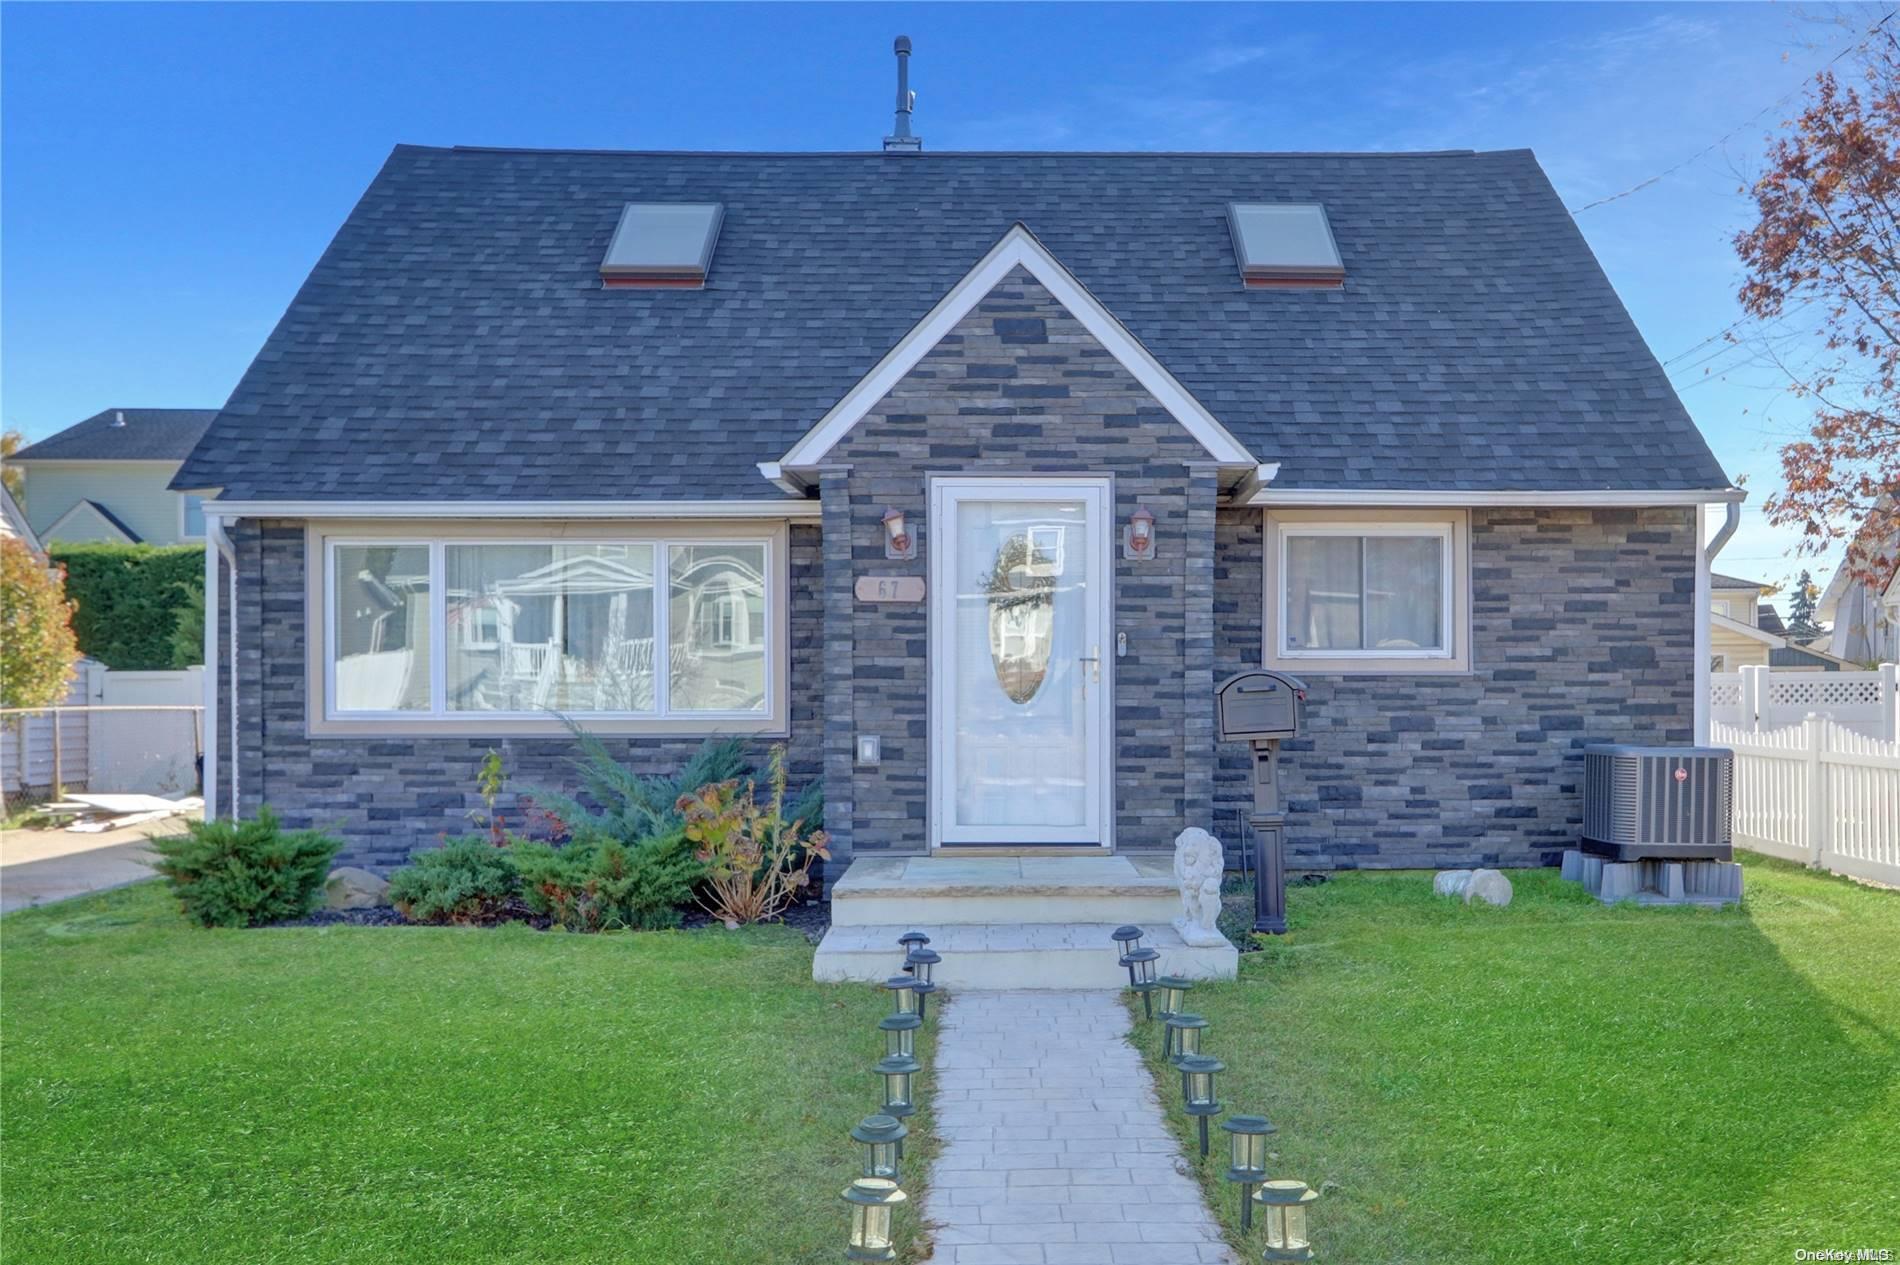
827;265;1220;855
1214;505;1699;869
224;518;824;873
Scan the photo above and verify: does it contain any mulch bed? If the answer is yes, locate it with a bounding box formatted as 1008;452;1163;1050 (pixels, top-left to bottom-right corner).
266;900;830;943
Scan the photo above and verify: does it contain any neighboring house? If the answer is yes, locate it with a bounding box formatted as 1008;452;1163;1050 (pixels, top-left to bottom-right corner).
1815;495;1900;666
1709;572;1850;672
0;482;45;559
8;408;219;546
175;140;1744;874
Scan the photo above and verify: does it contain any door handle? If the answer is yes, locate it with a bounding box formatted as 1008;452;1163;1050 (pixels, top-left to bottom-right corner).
1078;646;1101;684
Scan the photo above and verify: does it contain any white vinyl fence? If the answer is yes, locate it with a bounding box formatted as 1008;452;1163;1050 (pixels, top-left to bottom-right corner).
1;660;204;802
1713;716;1900;887
1710;663;1898;739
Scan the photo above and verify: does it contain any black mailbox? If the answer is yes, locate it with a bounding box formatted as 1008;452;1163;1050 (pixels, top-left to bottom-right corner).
1215;670;1306;744
1214;669;1308;937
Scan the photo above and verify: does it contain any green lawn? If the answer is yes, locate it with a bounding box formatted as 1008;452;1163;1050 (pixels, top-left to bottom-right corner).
2;884;931;1264
1136;856;1900;1265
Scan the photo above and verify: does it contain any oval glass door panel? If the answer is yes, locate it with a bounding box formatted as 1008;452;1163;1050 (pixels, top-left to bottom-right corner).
986;531;1055;704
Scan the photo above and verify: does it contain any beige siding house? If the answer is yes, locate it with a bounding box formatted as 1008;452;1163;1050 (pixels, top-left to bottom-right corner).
7;409;217;547
1710;572;1849;671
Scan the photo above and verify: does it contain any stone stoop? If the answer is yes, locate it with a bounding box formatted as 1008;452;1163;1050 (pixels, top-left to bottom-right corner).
811;855;1241;987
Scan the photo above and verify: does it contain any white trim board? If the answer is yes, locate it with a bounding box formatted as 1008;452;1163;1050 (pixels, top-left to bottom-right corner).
774;223;1258;478
208;499;820;522
1250;488;1746;508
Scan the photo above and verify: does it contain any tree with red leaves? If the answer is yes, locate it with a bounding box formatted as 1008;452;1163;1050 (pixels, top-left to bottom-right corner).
1736;39;1900;588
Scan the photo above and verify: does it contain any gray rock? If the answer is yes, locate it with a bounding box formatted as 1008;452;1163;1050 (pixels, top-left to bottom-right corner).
324;866;390;910
1464;869;1513;907
1433;869;1474;897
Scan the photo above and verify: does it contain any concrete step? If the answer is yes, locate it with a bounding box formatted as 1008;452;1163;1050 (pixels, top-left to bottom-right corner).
811;921;1239;988
829;855;1182;927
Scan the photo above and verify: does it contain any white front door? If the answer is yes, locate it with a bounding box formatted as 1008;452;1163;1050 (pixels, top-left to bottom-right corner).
929;477;1112;848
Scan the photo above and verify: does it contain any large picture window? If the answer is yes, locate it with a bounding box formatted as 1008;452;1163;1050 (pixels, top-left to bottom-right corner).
313;526;785;735
1265;511;1469;674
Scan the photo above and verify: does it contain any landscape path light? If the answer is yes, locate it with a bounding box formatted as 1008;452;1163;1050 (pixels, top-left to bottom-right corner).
1157;975;1195;1057
904;947;941;1019
1221;1114;1276;1230
1253;1179;1320;1262
897;930;930;965
884;974;919;1018
879;1011;922;1060
1164;1012;1209;1066
1125;947;1160;1018
852;1113;908;1182
1178;1053;1224;1158
1111;925;1146;969
842;1177;907;1262
875;1053;920;1121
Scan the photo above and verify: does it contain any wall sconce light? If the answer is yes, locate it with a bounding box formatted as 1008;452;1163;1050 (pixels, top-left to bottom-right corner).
1123;505;1157;560
881;506;915;560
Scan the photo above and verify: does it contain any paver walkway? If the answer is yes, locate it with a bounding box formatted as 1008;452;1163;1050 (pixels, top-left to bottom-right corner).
922;990;1237;1265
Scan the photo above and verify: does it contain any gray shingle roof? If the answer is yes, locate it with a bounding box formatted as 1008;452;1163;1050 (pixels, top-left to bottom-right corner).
14;408;218;463
174;145;1732;501
1712;572;1767;591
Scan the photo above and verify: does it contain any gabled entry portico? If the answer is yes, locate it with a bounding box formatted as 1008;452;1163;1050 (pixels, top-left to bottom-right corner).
929;477;1114;850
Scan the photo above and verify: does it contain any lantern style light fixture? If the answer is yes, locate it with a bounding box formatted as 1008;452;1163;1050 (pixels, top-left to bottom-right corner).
852;1113;909;1181
897;929;931;957
879;1011;922;1060
1253;1179;1320;1262
1158;976;1196;1057
1221;1114;1276;1230
1164;1012;1209;1066
905;947;942;1020
842;1176;908;1262
1111;925;1146;958
1125;946;1160;1018
1178;1053;1224;1158
884;974;919;1018
880;507;914;560
875;1054;921;1120
1126;505;1157;559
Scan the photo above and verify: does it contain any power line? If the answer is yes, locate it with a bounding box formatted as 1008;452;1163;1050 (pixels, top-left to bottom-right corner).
1569;11;1895;215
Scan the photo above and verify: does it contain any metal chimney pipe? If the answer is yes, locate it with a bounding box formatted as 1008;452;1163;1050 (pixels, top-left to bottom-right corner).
883;36;922;152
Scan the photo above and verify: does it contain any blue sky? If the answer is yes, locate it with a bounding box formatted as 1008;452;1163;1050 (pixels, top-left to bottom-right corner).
0;2;1868;603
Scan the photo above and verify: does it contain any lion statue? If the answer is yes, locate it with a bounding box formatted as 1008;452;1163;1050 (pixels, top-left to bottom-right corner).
1172;827;1227;947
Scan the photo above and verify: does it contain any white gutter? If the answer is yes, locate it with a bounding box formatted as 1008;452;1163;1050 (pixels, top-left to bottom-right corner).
1696;500;1743;744
202;512;239;820
1247;487;1748;508
210;499;821;521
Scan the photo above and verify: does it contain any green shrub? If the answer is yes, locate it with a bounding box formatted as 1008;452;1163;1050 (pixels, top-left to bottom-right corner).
148;808;342;928
530;725;753;843
386;836;519;924
0;538;78;713
509;828;704;931
50;543;205;670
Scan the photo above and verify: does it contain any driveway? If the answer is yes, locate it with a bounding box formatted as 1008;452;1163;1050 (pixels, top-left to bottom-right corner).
0;814;193;913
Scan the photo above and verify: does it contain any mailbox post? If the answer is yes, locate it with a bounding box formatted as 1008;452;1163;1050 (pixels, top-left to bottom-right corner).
1214;670;1308;934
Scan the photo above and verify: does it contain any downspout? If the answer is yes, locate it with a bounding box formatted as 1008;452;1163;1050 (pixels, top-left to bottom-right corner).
204;513;239;819
1696;500;1742;744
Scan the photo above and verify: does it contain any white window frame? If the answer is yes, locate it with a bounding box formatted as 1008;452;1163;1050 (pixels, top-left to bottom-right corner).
306;520;789;737
179;493;207;541
1263;509;1471;675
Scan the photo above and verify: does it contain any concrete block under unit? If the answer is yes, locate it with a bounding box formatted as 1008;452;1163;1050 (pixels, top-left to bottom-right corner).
1683;860;1744;903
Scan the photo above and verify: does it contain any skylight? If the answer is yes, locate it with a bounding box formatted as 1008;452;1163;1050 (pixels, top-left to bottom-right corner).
601;203;724;288
1227;203;1344;288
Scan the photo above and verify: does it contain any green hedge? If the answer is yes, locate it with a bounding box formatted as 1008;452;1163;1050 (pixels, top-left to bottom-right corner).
50;543;205;670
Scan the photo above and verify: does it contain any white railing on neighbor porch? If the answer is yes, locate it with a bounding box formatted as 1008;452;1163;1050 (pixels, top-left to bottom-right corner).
1712;716;1900;888
1710;664;1899;739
